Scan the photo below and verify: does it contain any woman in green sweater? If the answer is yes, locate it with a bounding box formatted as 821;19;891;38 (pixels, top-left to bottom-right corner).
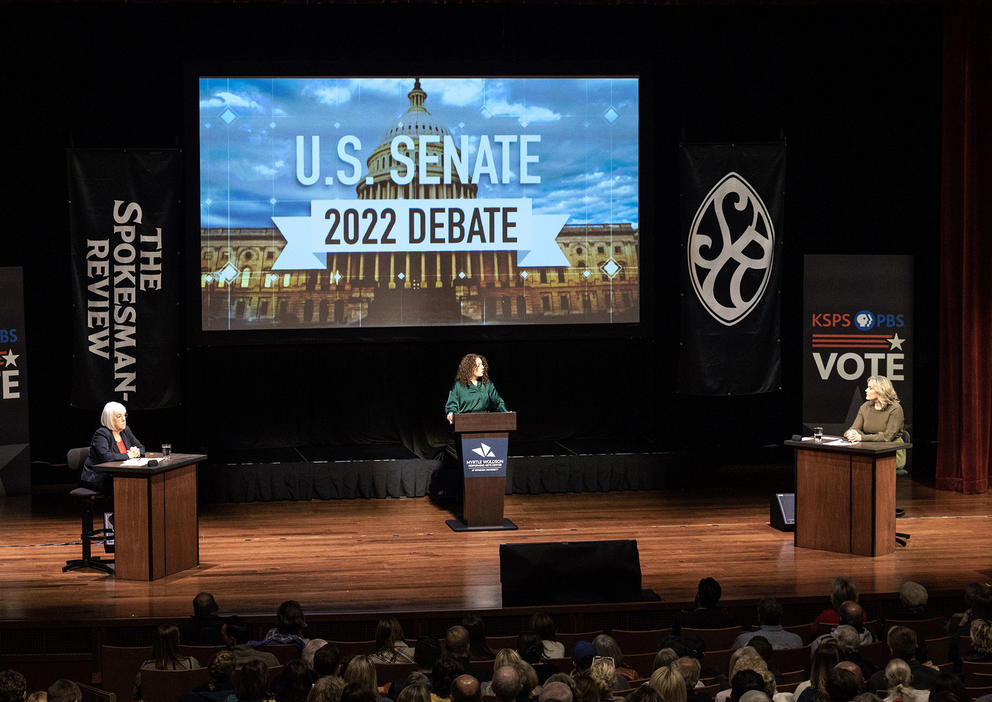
843;375;904;442
445;353;507;424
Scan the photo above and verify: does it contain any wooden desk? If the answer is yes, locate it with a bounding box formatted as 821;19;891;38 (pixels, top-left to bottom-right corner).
96;453;207;580
784;440;909;557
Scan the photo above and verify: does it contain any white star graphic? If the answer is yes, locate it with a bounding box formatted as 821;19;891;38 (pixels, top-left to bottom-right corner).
888;333;906;351
1;349;19;367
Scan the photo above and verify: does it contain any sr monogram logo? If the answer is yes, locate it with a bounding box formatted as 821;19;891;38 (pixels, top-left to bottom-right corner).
687;172;774;327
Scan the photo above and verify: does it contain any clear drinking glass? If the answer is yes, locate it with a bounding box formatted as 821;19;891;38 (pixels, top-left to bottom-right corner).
161;443;172;459
813;427;823;444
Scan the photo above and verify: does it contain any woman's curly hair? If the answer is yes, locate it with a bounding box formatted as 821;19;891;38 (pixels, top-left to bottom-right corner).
455;354;489;387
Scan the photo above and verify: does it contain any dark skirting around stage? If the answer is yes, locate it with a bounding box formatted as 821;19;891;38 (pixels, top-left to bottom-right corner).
199;439;685;502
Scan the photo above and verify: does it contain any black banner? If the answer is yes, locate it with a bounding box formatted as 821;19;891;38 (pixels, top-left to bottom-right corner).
677;143;786;395
0;267;30;496
68;149;182;409
802;255;913;436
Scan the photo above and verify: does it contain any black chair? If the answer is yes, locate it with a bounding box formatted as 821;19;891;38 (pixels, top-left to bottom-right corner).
62;446;115;574
895;429;910;546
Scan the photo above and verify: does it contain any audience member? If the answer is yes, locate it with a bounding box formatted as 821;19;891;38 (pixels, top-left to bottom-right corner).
649;664;688;702
370;617;414;664
812;579;862;637
675;657;709;702
539;682;572;702
673;578;736;635
342;683;376;702
490;666;523;702
388;638;440;700
181;592;229;646
135;624;201;698
25;693;44;702
518;631;557;683
832;626;877;682
623;686;662;702
738;693;770;702
446;627;488;683
928;674;969;702
811;603;875;657
230;660;272;702
303;640;330;669
181;650;238;702
450;676;481;702
260;601;309;649
729;671;765;702
461;616;496;661
308;677;346;702
733;599;803;650
852;695;883;702
314;644;343;678
226;619;281;668
585;658;618;702
529;614;565;660
432;655;467;702
273;660;319;702
879;659;924;702
868;627;937;693
395;685;429;702
592;635;637;688
573;642;596;675
890;583;931;621
45;682;79;702
654;650;679;674
572;676;600;702
794;642;842;702
716;651;772;702
343;656;387;702
835;662;865;695
949;583;992;667
825;667;860;702
963;618;992;662
0;670;27;702
544;674;578;702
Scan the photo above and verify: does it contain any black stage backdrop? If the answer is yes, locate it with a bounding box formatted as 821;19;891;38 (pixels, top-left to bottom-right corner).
68;149;182;410
0;267;29;496
0;4;943;469
678;143;786;396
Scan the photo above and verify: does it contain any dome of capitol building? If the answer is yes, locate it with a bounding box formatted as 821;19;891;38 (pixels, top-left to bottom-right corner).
357;78;477;200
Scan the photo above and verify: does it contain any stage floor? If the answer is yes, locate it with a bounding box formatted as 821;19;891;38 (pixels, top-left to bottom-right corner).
2;464;991;622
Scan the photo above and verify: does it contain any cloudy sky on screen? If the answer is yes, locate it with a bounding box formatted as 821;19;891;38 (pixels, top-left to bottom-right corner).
199;77;638;229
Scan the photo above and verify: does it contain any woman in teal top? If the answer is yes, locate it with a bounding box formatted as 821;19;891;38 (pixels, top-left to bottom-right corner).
445;353;508;423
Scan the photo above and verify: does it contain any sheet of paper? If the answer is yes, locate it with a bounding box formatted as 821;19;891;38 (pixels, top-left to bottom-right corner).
120;457;150;466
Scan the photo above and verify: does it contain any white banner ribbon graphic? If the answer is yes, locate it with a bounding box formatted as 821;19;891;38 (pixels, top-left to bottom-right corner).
272;198;569;270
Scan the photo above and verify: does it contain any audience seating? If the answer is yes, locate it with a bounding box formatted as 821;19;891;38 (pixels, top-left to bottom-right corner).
139;668;210;702
927;636;953;664
884;617;947;640
179;645;225;663
257;643;302;663
622;652;658;678
769;645;810;675
962;662;992;685
682;627;743;652
267;665;286;683
701;648;733;677
778;670;806;684
816;620;879;637
77;682;117;702
324;639;375;656
547;658;573;674
485;634;519;650
697;682;722;698
100;645;152;702
964;683;992;698
611;628;673;654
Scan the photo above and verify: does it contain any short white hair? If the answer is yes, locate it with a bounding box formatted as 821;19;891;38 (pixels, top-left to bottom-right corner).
100;401;127;431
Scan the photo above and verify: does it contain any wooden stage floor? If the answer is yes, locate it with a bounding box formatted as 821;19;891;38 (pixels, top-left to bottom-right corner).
2;465;991;623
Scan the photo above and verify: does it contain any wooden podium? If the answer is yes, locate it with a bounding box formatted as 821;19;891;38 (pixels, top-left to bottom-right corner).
447;412;517;532
785;439;908;556
96;453;206;580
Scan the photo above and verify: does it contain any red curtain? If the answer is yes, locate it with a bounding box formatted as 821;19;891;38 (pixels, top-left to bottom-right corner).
937;1;992;493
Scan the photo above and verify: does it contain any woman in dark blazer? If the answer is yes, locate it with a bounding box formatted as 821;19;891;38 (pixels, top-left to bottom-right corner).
79;400;144;492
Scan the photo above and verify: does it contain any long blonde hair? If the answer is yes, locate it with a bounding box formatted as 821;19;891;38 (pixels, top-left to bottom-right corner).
868;375;900;408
